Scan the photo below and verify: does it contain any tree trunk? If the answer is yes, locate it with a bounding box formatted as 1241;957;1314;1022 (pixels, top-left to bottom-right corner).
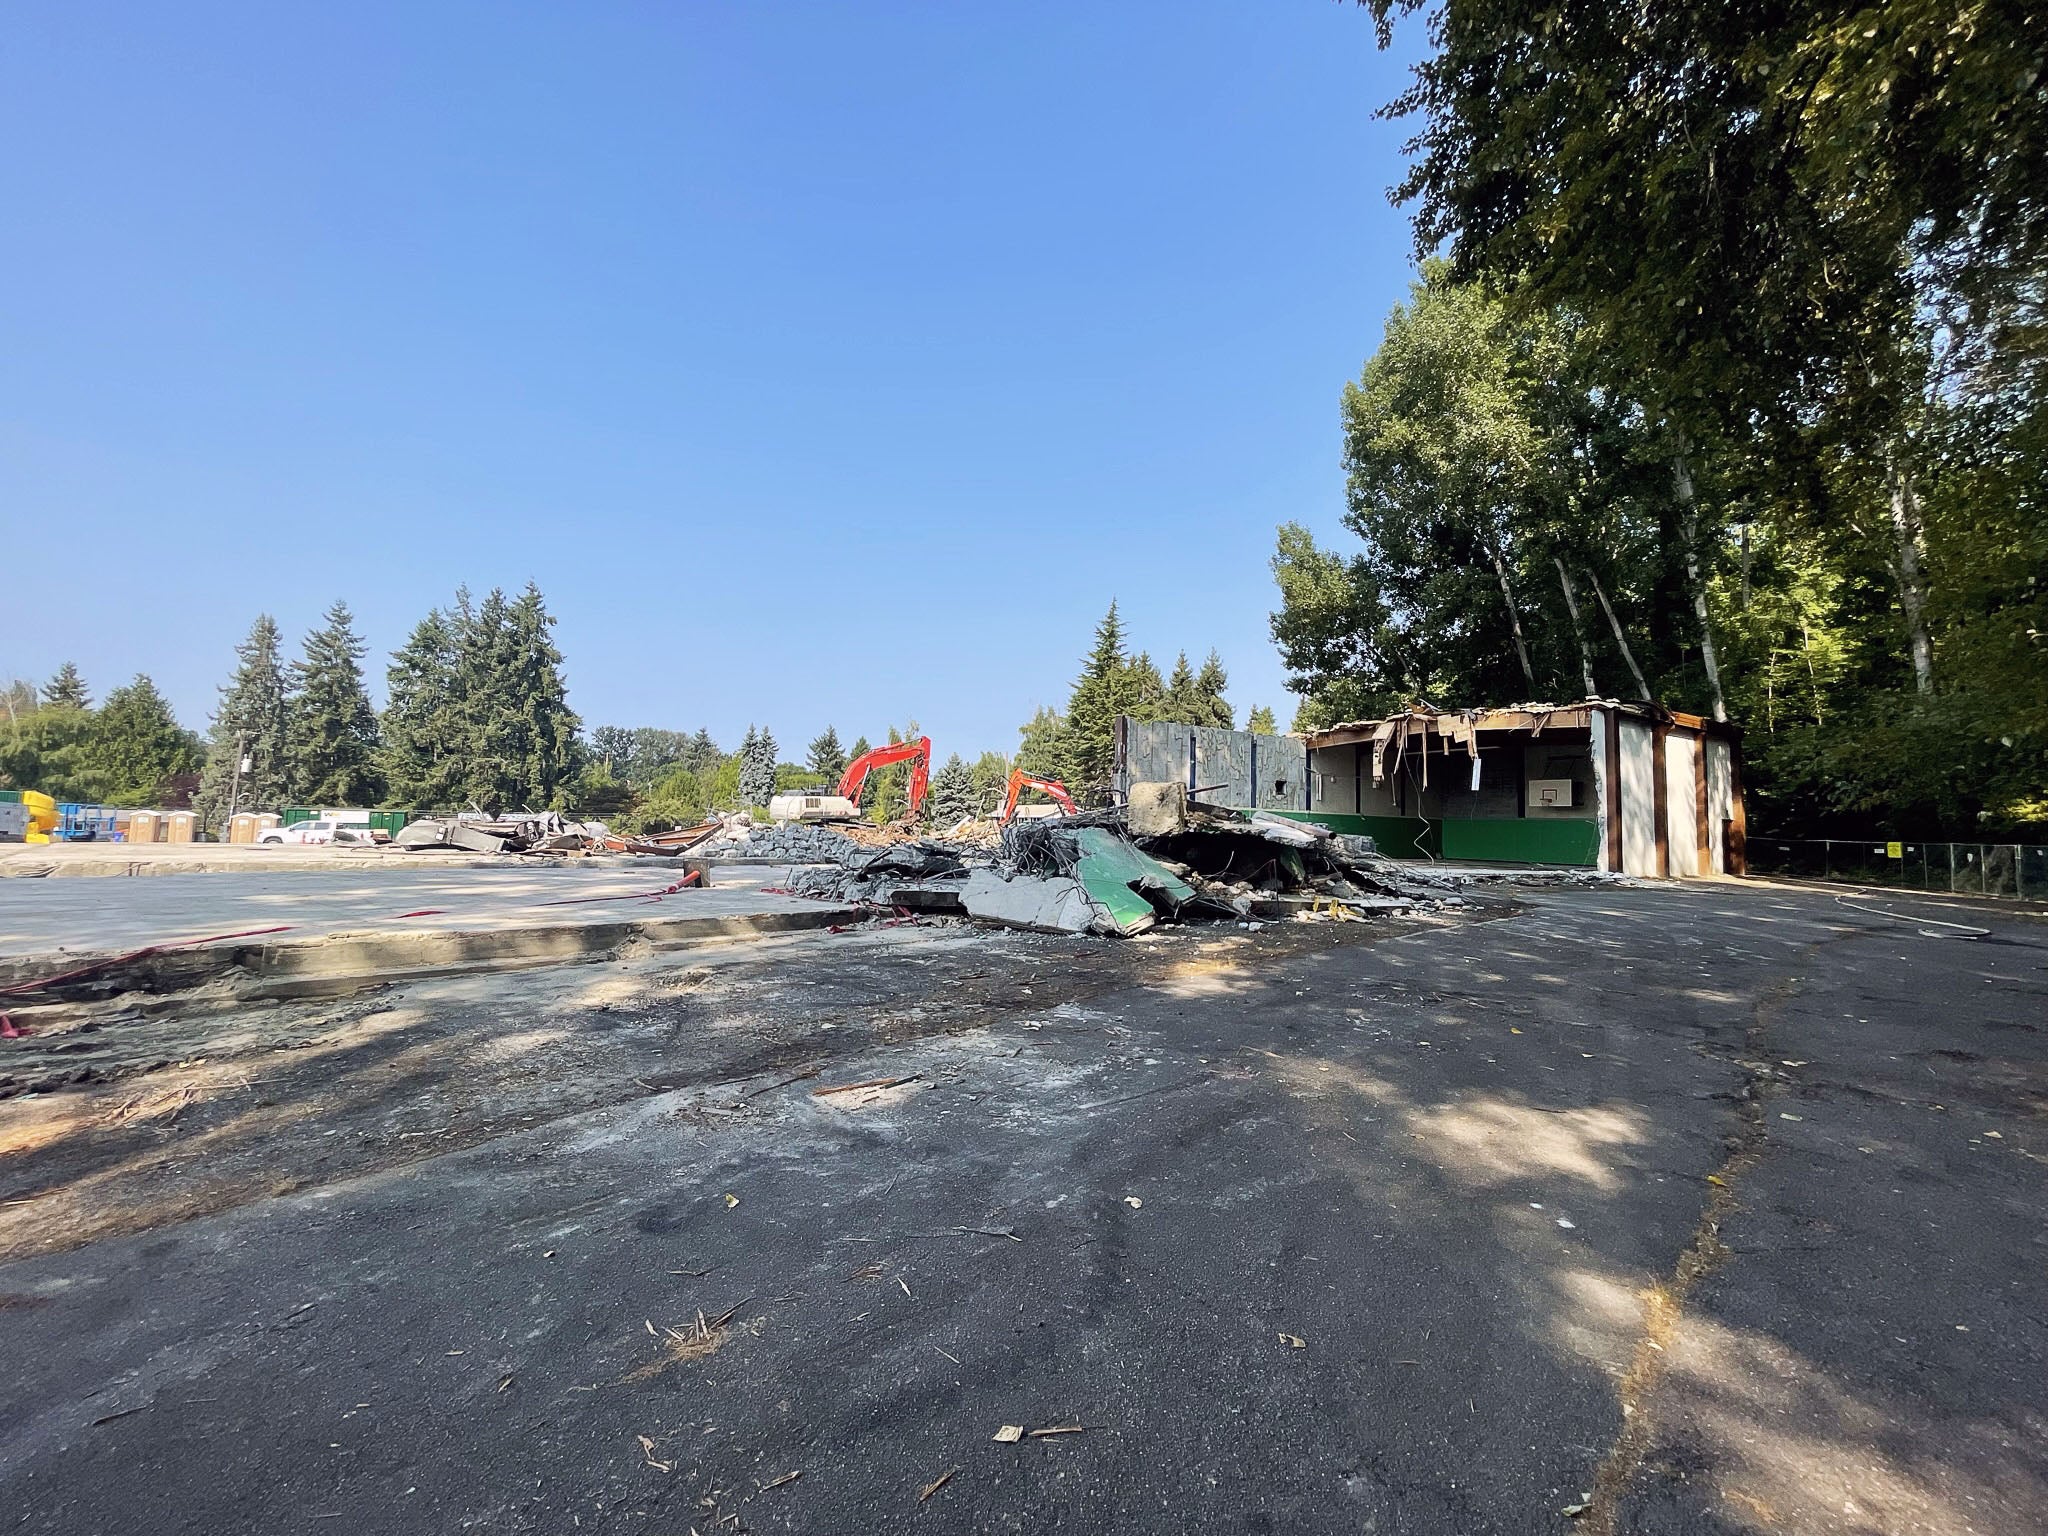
1671;434;1728;721
1887;453;1936;694
1489;546;1538;693
1553;557;1598;697
1588;569;1653;700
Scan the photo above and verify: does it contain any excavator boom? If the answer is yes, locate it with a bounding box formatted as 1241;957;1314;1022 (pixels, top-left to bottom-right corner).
1000;769;1080;823
836;736;932;816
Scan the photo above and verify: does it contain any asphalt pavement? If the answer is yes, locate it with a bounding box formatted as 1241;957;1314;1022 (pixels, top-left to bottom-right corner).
1;881;2041;1534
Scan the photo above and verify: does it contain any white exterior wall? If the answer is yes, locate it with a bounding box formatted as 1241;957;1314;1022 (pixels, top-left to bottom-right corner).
1664;733;1700;877
1619;719;1659;877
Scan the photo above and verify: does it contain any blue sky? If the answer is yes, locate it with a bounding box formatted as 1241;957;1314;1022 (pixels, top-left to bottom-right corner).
1;1;1424;759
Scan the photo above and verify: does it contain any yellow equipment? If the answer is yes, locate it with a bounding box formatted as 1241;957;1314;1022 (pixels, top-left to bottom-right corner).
21;790;57;844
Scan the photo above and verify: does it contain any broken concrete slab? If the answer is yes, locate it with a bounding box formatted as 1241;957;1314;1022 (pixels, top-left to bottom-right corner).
961;868;1095;934
1125;780;1189;837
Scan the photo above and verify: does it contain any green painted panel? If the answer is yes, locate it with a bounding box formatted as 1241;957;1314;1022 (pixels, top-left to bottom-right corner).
1073;827;1197;936
280;806;318;826
0;789;20;804
1440;817;1599;866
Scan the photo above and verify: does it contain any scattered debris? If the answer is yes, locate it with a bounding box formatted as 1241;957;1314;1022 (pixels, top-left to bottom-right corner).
813;1073;922;1098
918;1466;959;1503
992;1424;1025;1443
1027;1424;1087;1437
761;1471;802;1490
1278;1333;1306;1348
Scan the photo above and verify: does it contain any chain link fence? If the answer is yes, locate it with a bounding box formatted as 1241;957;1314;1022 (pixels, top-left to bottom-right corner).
1747;837;2048;901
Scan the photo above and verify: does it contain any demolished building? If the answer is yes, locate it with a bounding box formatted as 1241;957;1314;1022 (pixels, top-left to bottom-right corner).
1117;700;1746;877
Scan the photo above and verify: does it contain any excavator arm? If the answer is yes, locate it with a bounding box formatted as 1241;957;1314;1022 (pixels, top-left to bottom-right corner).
836;736;932;816
1000;769;1079;823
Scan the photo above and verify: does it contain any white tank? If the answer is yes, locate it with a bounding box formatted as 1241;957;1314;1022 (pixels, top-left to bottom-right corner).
769;792;860;823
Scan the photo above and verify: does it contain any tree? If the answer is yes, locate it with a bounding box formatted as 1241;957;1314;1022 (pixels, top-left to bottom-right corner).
968;750;1011;815
1062;603;1147;792
287;600;383;807
1160;652;1200;723
0;702;101;802
927;753;976;828
502;583;583;809
1247;705;1278;735
194;615;291;832
1192;651;1234;729
738;726;777;809
1015;706;1069;782
84;675;201;805
42;663;90;711
382;607;466;810
806;726;848;782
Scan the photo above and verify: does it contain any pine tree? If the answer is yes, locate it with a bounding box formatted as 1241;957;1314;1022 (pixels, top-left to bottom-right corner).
736;726;776;808
287;600;384;806
381;607;466;810
1193;650;1234;729
1160;651;1201;722
194;615;291;832
1062;602;1143;792
85;675;201;804
682;728;721;778
42;662;90;711
1247;704;1278;735
504;583;583;809
928;753;975;827
806;725;848;782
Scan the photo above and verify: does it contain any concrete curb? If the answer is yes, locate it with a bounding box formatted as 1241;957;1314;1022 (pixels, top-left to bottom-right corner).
1;902;863;1006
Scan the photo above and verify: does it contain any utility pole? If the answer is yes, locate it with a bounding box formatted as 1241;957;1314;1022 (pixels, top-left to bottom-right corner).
225;731;247;837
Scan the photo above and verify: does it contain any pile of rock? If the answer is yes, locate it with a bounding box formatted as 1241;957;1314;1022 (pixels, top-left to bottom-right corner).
696;815;861;864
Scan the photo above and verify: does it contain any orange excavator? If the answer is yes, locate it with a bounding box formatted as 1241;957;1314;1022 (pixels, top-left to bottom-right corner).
837;736;933;818
1000;768;1079;823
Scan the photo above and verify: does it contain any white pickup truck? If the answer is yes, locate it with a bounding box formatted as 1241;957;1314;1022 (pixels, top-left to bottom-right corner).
258;819;374;846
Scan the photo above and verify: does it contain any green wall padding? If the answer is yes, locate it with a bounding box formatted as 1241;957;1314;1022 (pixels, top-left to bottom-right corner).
1440;817;1599;866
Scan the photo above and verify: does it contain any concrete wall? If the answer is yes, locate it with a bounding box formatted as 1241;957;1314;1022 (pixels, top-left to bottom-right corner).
1619;719;1659;877
1120;718;1308;812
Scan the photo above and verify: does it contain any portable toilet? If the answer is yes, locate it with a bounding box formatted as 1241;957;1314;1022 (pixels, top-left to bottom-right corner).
166;810;197;843
129;810;163;845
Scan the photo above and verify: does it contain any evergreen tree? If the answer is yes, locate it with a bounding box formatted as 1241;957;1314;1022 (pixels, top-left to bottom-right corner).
1125;651;1167;722
287;600;383;806
85;675;201;804
1193;651;1234;729
682;728;722;778
1160;652;1201;722
1247;704;1278;736
41;662;90;711
194;615;291;832
1061;603;1148;792
504;583;583;809
848;734;871;763
745;727;778;808
456;587;521;811
806;725;848;782
927;753;975;827
381;607;466;810
735;726;776;808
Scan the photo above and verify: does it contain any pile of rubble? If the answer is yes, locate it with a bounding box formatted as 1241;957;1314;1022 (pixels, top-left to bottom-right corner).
719;783;1496;939
394;811;612;856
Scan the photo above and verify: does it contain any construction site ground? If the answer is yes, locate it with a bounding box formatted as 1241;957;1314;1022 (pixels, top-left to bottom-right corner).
2;881;2044;1534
